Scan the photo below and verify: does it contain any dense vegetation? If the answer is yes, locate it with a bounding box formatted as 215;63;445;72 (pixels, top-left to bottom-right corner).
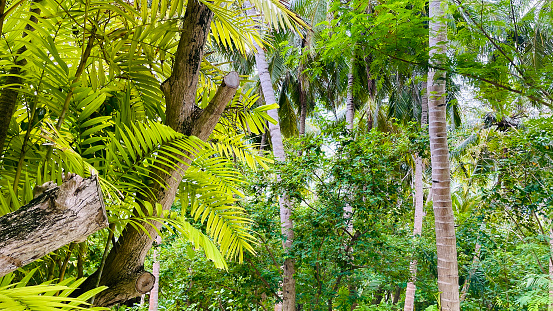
0;0;552;310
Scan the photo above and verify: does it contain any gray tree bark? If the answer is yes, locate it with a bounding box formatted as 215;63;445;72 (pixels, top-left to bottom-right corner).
0;175;108;276
75;1;240;305
254;46;296;311
345;66;354;131
248;6;296;310
428;0;460;308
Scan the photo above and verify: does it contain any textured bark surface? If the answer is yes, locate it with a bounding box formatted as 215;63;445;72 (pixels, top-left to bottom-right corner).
254;47;296;311
75;1;239;305
428;0;460;308
421;81;428;126
344;61;354;243
0;175;108;276
249;5;295;309
345;68;354;131
93;271;155;307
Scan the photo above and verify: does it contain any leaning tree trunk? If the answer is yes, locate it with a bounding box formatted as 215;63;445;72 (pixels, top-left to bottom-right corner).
249;7;295;309
0;175;108;276
428;0;460;309
75;1;240;306
404;81;428;311
254;46;296;311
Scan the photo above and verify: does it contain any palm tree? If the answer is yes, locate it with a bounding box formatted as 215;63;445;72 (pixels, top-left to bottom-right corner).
247;4;297;309
428;0;460;309
0;0;303;306
254;41;296;311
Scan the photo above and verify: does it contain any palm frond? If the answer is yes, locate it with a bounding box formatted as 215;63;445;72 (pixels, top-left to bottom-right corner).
0;269;107;311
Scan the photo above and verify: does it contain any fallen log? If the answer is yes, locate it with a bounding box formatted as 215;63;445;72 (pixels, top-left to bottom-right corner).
0;174;108;276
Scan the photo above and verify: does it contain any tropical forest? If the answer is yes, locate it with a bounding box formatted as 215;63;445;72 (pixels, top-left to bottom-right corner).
0;0;552;310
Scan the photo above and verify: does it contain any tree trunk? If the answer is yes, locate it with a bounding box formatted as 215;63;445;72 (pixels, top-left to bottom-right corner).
404;156;425;311
74;1;240;305
86;72;239;307
343;61;357;305
260;124;268;153
248;6;295;309
149;235;162;311
372;287;384;305
77;242;85;279
392;285;402;304
404;82;428;311
346;66;354;131
428;0;460;308
344;58;356;236
548;228;553;311
257;55;296;311
0;175;108;276
298;59;307;136
421;81;428;126
460;242;481;302
0;0;41;156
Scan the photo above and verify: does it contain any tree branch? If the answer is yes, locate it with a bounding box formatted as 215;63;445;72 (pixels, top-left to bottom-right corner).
0;175;108;276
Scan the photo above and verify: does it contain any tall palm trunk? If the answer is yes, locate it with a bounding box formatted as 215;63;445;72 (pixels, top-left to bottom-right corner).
250;18;295;311
428;0;460;309
404;82;428;311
